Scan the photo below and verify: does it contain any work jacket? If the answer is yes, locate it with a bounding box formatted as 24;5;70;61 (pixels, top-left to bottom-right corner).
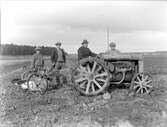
78;46;96;61
51;48;66;63
32;53;44;68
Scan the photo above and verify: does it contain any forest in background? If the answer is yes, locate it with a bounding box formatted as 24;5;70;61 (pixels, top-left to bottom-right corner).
0;44;55;56
1;43;167;56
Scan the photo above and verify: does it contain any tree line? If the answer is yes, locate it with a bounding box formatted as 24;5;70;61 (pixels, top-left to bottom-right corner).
0;44;55;56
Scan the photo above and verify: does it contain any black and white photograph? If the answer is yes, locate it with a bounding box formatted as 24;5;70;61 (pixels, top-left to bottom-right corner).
0;0;167;126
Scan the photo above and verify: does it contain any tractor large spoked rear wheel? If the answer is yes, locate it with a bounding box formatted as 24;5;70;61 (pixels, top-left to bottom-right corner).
72;57;110;96
131;72;153;95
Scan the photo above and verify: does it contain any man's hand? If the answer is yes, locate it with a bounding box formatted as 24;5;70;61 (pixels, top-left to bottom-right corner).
98;53;103;57
97;53;104;60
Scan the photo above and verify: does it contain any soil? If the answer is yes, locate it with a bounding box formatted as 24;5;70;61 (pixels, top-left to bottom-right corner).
1;70;167;127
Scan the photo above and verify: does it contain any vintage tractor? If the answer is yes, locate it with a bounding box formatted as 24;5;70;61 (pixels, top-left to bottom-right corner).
72;53;153;96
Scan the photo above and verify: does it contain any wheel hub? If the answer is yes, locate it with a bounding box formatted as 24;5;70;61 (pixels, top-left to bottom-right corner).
140;81;144;86
87;72;94;80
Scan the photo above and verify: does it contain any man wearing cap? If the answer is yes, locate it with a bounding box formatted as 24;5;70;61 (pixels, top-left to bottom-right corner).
105;42;121;55
78;39;97;61
51;42;67;70
31;46;44;71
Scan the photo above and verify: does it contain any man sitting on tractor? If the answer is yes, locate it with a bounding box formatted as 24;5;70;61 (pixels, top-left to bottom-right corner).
105;42;121;55
78;39;97;61
31;46;44;72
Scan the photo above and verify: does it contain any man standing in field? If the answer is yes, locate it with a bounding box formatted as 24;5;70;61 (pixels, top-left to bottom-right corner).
31;46;44;71
78;39;97;61
51;42;67;70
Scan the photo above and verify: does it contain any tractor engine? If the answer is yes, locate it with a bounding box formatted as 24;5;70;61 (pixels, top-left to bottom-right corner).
105;61;136;84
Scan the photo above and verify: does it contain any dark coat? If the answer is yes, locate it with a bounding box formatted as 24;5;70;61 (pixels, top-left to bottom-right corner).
32;53;44;68
51;48;66;63
78;46;97;61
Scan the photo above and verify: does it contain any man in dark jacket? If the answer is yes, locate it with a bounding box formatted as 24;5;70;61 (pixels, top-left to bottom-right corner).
51;42;67;70
78;40;97;61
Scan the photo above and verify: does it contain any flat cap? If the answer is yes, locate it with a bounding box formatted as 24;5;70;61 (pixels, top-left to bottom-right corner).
109;42;116;47
55;42;61;45
35;46;41;51
81;39;89;45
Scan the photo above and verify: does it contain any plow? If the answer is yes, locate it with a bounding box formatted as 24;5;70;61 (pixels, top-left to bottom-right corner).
12;67;65;94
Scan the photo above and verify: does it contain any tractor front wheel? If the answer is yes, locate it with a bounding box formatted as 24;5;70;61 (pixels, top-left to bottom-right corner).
130;73;153;95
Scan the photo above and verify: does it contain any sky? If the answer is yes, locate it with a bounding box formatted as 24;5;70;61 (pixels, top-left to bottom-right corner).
1;1;167;53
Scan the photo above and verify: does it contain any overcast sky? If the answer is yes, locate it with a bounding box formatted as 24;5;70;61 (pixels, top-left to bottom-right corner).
1;1;167;53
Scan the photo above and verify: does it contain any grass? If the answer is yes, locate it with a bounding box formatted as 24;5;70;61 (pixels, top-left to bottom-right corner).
0;55;78;76
0;53;167;127
0;55;32;60
0;53;167;75
144;55;167;74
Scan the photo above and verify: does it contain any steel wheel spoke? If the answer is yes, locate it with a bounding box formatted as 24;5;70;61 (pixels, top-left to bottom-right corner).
96;65;102;73
145;84;153;88
75;77;87;83
134;84;141;89
92;61;97;72
86;81;91;94
145;80;152;84
91;83;95;92
86;64;91;73
136;87;142;94
74;73;87;79
80;81;86;89
93;80;102;89
144;75;149;81
137;76;141;82
141;88;143;94
95;72;108;78
134;81;140;85
96;78;106;83
144;87;149;93
76;68;82;73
